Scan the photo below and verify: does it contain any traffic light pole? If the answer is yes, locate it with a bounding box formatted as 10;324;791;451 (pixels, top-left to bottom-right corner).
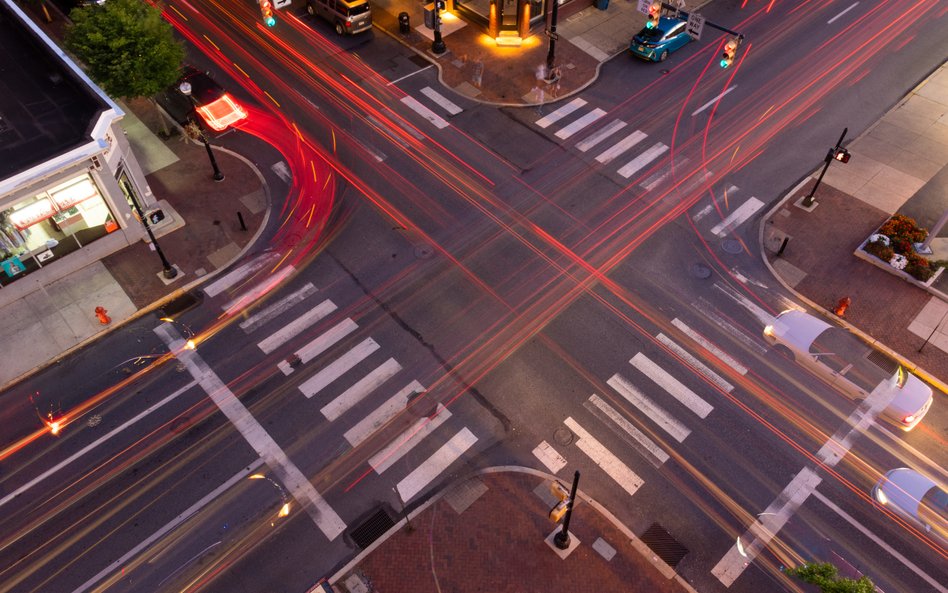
554;470;580;549
124;180;177;280
432;2;446;55
802;127;847;208
545;0;560;77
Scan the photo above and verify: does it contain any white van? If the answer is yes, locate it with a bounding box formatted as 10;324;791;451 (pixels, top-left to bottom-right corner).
306;0;372;35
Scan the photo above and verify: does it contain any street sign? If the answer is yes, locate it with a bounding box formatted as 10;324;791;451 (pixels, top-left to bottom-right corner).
272;0;291;8
686;12;705;40
637;0;651;15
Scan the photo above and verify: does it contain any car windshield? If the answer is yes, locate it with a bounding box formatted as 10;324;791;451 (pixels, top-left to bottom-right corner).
636;28;663;41
347;2;369;15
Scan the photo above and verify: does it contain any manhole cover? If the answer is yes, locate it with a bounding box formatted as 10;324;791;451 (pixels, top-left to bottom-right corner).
414;244;434;259
689;263;711;279
641;523;689;568
554;426;573;446
722;239;743;254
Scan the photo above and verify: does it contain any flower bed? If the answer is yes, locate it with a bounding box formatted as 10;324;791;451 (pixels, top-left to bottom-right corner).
861;214;944;283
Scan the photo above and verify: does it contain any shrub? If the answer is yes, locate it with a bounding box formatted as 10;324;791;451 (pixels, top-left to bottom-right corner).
878;214;927;247
864;239;894;262
906;252;934;282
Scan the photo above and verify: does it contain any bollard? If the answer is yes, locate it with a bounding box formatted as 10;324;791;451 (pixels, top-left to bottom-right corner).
398;11;410;34
237;211;247;231
834;297;851;318
95;306;111;325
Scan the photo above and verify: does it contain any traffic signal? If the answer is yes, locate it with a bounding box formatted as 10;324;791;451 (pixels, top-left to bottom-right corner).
720;36;740;68
434;0;445;9
549;481;570;522
260;0;276;26
646;1;661;29
833;147;851;163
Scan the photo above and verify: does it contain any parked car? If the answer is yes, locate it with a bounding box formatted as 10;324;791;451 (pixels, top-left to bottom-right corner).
763;309;933;431
176;67;248;132
306;0;372;35
873;468;948;546
629;16;692;62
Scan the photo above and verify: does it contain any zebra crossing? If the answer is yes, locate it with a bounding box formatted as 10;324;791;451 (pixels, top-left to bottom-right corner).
399;86;464;130
200;256;481;529
534;317;749;498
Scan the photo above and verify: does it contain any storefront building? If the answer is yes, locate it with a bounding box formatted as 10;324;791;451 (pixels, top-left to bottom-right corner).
0;0;155;308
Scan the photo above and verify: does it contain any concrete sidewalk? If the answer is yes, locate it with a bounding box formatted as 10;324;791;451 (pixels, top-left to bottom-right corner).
762;62;948;391
324;469;699;593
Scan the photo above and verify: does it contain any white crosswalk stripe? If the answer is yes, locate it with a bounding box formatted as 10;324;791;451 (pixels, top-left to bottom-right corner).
533;440;567;474
564;417;644;497
656;333;734;393
204;252;280;298
277;318;358;375
585;394;669;464
595;130;646;164
257;299;337;354
396;428;477;502
299;337;379;398
321;358;402;421
420;87;462;115
607;373;691;442
630;353;714;418
344;380;425;447
710;196;765;237
221;266;296;315
536;98;587;129
401;96;449;129
577;119;627;152
239;283;318;333
671;318;748;375
369;404;451;473
555;108;606;139
691;298;767;355
617;142;669;178
639;156;691;191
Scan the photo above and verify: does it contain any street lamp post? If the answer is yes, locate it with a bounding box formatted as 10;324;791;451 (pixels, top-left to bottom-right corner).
545;0;560;79
802;127;848;208
123;179;177;279
178;82;225;182
432;1;447;55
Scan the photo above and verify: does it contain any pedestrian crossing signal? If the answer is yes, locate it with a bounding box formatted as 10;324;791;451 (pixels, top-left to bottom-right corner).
549;500;569;523
260;0;276;26
646;1;661;29
833;148;851;163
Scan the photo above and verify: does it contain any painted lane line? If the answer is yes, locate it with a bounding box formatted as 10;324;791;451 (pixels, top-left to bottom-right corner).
299;337;380;398
712;467;822;586
586;394;669;464
595;130;646;164
0;381;198;509
555;108;607;139
321;358;402;421
827;2;859;24
343;380;425;447
656;333;733;393
369;404;451;474
692;85;737;117
672;318;748;375
564;417;644;497
536;97;587;128
71;459;265;593
576;119;627;152
400;95;449;129
420;86;462;115
712;282;775;328
710;197;764;237
631;353;714;418
607;373;691;442
257;299;337;354
221;265;296;315
691;299;767;355
396;427;477;502
617;142;669;179
154;324;345;540
203;252;280;297
533;440;567;474
813;490;948;593
239;283;318;333
277;318;358;376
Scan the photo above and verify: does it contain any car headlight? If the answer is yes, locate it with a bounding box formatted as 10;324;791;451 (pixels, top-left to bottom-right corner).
873;487;888;505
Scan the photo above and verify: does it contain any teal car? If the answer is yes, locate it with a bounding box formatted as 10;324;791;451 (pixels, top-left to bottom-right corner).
630;16;692;62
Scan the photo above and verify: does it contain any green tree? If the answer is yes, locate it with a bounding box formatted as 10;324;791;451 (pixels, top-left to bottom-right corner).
785;562;876;593
64;0;184;99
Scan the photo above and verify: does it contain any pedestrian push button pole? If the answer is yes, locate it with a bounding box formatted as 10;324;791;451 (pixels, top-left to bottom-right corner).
549;470;580;550
801;127;849;208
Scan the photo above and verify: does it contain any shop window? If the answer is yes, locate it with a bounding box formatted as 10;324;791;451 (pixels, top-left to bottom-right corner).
0;173;116;286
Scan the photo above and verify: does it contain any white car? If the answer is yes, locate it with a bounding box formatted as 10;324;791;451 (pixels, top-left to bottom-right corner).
763;310;933;431
873;468;948;547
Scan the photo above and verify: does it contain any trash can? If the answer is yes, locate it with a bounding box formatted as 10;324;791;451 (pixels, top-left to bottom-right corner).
398;11;410;34
595;0;608;9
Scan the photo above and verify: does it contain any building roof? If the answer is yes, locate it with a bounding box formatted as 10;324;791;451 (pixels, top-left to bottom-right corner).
0;0;111;183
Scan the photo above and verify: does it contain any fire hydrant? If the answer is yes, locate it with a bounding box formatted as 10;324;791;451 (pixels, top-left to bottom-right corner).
834;297;851;318
94;306;111;325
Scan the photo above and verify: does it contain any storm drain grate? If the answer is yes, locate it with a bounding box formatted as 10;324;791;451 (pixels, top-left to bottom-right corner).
641;523;688;568
159;292;202;318
866;349;898;374
349;507;395;550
